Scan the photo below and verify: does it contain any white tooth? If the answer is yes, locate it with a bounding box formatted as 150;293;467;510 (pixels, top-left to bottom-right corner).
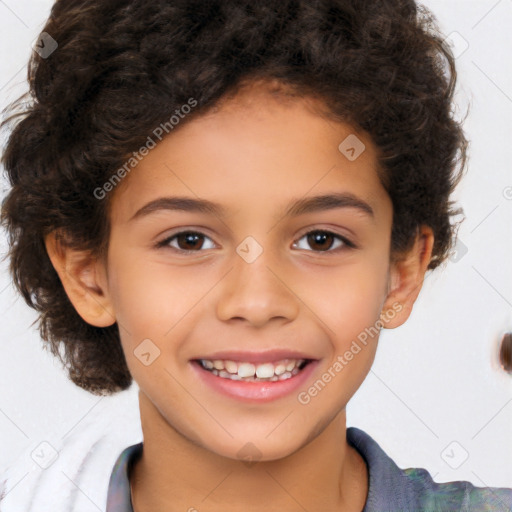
212;369;219;376
256;363;275;379
213;360;224;370
238;363;256;378
285;361;296;372
274;364;286;375
219;370;231;378
280;371;292;380
225;360;238;374
271;375;279;382
203;360;214;369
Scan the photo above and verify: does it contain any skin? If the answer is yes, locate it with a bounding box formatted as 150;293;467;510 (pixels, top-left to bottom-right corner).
45;80;434;511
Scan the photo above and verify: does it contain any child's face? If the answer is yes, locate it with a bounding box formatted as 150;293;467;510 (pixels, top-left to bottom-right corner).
85;85;413;460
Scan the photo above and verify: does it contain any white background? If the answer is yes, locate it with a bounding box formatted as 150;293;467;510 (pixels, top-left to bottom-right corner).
0;0;511;498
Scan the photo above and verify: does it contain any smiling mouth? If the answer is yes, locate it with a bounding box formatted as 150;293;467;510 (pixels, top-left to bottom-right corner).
195;358;312;382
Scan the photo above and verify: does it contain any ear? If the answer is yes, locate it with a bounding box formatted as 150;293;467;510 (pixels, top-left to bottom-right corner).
380;225;434;329
44;231;116;327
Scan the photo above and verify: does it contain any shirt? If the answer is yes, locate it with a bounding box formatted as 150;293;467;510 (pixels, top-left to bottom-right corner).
105;426;512;512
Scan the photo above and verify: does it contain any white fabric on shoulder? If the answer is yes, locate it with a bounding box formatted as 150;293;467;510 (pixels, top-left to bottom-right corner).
0;390;142;512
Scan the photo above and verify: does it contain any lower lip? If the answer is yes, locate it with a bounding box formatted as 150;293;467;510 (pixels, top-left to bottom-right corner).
191;360;319;403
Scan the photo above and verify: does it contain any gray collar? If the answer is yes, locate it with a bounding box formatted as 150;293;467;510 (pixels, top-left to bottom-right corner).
346;426;423;511
106;426;447;512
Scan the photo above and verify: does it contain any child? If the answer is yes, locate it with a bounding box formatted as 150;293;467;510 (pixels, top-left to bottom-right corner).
1;0;511;510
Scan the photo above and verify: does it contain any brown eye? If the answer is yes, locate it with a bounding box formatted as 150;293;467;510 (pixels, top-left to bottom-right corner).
307;231;336;251
293;230;355;253
175;232;204;251
158;231;215;252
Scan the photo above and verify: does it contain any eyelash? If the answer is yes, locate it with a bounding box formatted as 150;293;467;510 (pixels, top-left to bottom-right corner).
155;229;357;254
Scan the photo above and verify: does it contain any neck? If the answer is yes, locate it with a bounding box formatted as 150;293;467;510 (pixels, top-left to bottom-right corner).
130;391;368;512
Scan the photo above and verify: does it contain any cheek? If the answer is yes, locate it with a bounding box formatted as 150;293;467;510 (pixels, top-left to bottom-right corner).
107;247;198;328
337;266;388;332
106;247;219;368
298;255;389;341
294;261;388;410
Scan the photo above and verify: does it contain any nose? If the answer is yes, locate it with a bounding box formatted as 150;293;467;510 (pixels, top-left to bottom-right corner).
215;246;300;328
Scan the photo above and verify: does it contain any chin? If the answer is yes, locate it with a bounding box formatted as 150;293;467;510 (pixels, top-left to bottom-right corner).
201;431;308;464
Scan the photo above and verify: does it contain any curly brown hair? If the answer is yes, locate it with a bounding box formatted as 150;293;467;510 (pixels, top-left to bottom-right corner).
1;0;468;395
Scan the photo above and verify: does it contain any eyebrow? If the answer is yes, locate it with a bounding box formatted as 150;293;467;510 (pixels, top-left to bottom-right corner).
129;192;374;222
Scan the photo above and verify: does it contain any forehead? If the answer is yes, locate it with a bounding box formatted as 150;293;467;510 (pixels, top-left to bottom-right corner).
109;83;389;225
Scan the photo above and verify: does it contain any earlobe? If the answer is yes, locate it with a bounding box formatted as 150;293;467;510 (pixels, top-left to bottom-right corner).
44;231;116;327
380;226;434;329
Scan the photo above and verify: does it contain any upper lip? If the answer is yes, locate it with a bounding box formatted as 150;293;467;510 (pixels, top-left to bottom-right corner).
192;349;318;364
